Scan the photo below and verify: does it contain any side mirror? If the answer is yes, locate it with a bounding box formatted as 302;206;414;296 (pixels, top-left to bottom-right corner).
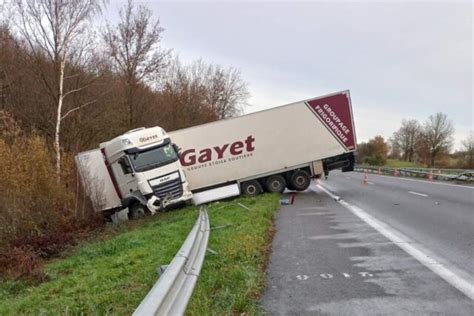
118;157;133;174
172;143;181;156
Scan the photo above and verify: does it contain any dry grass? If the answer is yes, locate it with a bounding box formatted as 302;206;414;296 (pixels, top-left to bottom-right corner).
0;111;103;281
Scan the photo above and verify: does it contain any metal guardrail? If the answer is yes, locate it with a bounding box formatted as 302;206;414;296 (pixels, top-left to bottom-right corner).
398;167;468;174
133;207;210;316
354;166;474;182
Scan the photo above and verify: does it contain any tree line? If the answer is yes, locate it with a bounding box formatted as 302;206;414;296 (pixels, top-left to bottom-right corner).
357;112;473;169
1;0;249;178
0;0;249;279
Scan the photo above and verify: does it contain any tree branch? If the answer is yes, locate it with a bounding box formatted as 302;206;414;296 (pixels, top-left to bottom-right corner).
61;99;96;120
62;83;92;99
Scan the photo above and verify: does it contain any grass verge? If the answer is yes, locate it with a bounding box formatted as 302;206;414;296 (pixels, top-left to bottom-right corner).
0;193;280;315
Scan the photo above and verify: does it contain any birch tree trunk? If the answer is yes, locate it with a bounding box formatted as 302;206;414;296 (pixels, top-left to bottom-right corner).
13;1;103;182
54;59;65;181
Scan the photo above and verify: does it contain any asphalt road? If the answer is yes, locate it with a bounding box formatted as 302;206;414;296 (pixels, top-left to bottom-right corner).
261;172;474;315
323;171;474;277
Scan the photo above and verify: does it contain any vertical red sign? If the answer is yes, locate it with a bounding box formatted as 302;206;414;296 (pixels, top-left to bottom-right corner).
305;92;356;151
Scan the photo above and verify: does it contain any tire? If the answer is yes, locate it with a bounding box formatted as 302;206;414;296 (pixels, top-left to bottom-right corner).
241;180;263;196
129;203;147;219
265;175;286;193
289;170;311;191
286;179;296;191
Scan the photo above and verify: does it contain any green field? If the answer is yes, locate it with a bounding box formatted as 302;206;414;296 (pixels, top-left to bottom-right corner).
0;194;280;315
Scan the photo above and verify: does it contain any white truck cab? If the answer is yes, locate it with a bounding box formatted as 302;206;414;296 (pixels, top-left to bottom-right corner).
78;126;193;218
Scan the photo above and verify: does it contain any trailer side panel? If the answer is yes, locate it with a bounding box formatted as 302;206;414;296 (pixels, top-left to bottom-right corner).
169;91;356;190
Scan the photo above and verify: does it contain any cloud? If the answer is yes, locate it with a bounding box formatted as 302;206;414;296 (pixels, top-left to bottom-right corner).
146;1;472;149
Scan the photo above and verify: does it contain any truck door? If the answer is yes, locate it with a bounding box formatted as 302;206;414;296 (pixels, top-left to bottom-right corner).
112;156;137;197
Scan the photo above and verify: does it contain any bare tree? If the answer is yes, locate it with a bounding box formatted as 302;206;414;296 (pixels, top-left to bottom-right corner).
157;57;213;129
422;112;454;167
155;57;249;130
461;131;474;168
390;119;421;162
12;0;103;180
201;62;249;119
0;26;11;110
103;0;168;128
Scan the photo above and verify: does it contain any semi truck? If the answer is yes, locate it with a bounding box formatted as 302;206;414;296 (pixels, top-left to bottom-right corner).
76;90;357;218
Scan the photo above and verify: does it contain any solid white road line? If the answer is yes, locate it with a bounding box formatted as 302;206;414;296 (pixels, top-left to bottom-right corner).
313;184;474;301
408;191;428;197
316;184;340;200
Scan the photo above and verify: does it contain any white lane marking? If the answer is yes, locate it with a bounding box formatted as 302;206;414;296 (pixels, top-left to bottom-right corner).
371;173;474;189
316;183;340;200
318;272;374;279
314;184;474;300
320;273;333;279
408;191;428;197
368;182;375;185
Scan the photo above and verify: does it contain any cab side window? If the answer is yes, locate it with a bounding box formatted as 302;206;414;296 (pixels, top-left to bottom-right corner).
118;156;133;174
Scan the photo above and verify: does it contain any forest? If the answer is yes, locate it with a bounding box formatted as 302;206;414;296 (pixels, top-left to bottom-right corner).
0;0;249;280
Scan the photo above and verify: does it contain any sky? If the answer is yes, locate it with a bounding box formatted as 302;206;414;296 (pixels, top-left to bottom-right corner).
109;0;472;150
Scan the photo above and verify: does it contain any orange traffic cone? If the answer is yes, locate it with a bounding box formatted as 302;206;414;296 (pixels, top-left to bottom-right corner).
428;170;433;181
363;173;369;185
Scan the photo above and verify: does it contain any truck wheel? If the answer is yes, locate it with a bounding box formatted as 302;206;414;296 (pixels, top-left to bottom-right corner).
286;178;296;191
129;203;147;219
290;170;311;191
241;180;262;196
265;175;286;193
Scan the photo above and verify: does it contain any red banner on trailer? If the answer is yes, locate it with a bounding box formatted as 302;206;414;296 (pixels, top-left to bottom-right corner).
306;92;356;151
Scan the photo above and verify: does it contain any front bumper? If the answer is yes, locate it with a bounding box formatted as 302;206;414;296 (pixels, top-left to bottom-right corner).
146;189;193;213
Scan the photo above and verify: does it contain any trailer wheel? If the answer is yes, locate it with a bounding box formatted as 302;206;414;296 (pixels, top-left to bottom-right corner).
241;180;262;196
290;170;311;191
286;178;296;191
265;175;286;193
129;203;147;219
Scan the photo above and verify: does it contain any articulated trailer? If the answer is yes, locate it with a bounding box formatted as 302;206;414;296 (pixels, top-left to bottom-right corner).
76;90;357;217
169;90;357;203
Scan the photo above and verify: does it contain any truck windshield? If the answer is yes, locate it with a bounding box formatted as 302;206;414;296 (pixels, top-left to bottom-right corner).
129;144;178;172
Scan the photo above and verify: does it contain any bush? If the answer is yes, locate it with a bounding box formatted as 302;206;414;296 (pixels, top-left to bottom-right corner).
0;112;104;280
364;155;386;166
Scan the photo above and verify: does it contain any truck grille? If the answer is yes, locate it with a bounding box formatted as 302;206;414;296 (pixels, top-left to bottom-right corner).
151;178;183;200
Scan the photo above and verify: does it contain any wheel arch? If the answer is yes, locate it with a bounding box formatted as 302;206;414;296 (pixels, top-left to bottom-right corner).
121;191;148;208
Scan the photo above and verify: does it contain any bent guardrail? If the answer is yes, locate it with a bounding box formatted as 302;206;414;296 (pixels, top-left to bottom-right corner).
133;207;210;316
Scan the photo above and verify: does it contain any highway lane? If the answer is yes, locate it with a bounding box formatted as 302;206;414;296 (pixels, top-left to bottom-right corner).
261;185;474;314
322;171;474;277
